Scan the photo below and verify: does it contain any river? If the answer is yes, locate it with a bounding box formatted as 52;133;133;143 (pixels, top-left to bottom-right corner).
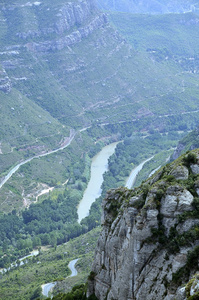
0;130;76;190
77;142;118;223
125;156;154;189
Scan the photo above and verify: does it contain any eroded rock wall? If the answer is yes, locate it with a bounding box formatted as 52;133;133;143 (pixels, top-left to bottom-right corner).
0;67;11;93
88;150;199;300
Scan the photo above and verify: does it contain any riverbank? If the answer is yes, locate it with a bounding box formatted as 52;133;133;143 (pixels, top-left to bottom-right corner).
125;156;154;189
77;142;119;223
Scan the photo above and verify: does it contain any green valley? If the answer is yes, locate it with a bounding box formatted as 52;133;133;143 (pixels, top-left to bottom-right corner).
1;0;199;299
1;0;199;208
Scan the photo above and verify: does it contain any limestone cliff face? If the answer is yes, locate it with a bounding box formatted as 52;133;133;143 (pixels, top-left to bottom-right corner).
15;0;108;53
0;0;108;92
55;0;97;34
2;0;107;54
87;150;199;299
29;13;108;53
0;67;11;93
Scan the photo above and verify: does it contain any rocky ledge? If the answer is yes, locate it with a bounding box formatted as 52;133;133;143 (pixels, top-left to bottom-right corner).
27;13;108;53
87;150;199;299
0;67;11;93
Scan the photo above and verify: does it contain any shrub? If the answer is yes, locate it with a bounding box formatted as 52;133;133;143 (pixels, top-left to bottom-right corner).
88;271;96;281
183;152;197;166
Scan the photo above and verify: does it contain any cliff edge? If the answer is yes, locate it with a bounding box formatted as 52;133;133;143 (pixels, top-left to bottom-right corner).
87;150;199;300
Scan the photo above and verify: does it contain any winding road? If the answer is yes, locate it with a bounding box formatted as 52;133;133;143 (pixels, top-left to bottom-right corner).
68;258;79;277
41;258;79;298
42;282;57;298
0;130;76;190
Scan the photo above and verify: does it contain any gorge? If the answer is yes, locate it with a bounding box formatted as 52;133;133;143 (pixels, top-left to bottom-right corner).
1;0;199;299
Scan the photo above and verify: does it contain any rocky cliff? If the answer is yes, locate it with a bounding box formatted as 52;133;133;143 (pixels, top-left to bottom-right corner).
172;127;199;160
87;150;199;299
3;0;107;53
28;13;108;53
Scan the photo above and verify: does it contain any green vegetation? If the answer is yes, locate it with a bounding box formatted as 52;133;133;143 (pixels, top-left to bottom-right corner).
0;183;93;268
185;273;199;299
1;1;199;212
81;130;185;230
134;149;174;187
0;227;100;300
1;1;199;298
50;284;98;300
109;12;199;55
175;127;199;157
97;0;198;14
102;132;182;193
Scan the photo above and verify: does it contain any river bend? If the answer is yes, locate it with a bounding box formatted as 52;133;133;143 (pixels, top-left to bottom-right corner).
77;142;118;223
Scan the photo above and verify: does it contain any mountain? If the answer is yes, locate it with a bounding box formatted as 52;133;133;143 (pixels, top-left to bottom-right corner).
1;1;199;167
0;0;199;219
172;126;199;160
87;149;199;299
2;0;199;210
2;2;199;298
96;0;198;14
1;0;199;154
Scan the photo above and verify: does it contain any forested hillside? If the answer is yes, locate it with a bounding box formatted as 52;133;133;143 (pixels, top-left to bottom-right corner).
1;0;199;210
97;0;198;13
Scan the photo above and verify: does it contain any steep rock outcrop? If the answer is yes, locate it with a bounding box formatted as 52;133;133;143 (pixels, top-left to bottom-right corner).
88;150;199;299
55;0;96;34
0;67;11;93
16;0;97;39
12;0;108;53
28;13;108;53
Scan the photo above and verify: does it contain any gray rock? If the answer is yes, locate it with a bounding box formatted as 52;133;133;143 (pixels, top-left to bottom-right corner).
170;165;189;180
191;164;199;175
177;219;199;234
190;276;199;296
172;143;186;160
88;174;196;299
0;68;11;93
175;287;186;300
160;186;193;235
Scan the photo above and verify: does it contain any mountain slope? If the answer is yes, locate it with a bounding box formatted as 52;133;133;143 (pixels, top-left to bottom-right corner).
1;0;199;133
1;0;199;210
96;0;198;14
172;126;199;160
87;149;199;299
